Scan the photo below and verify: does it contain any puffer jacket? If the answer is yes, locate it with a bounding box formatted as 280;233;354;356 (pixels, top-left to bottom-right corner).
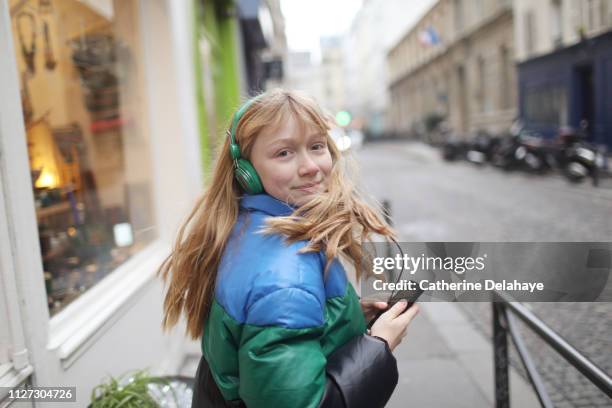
192;194;398;408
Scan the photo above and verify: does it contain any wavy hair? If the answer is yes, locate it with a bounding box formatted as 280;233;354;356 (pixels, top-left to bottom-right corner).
158;89;396;339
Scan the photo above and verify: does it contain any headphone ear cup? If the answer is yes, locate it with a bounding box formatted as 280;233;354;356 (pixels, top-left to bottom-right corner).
234;158;264;195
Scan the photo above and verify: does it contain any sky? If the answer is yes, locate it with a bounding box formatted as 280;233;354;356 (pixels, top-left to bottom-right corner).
280;0;438;57
280;0;364;52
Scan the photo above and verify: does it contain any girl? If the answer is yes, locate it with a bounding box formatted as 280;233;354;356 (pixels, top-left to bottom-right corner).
159;89;419;408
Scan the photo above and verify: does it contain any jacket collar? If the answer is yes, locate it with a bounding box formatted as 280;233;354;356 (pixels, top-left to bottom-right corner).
240;194;295;216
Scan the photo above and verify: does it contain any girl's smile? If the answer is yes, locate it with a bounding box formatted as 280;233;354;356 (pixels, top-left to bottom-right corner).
294;181;322;192
250;114;332;206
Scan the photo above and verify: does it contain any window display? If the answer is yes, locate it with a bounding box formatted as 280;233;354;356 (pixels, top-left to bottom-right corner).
10;0;156;316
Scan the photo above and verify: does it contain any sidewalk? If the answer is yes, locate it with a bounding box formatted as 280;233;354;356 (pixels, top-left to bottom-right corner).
388;301;541;408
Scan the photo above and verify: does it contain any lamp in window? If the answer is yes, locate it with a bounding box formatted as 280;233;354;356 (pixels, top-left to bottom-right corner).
27;117;64;189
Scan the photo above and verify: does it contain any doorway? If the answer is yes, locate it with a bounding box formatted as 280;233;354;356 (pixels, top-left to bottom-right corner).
574;64;595;141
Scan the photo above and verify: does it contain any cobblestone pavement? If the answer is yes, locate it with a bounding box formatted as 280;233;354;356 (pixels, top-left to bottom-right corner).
356;141;612;407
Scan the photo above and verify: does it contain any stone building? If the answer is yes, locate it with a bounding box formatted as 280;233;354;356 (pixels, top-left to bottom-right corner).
345;0;434;136
388;0;516;138
319;36;347;115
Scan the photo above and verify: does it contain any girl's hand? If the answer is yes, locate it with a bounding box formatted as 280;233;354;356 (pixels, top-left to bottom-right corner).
360;300;388;323
370;301;420;351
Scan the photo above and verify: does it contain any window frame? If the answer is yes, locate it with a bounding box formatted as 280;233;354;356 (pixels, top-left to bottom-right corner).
0;166;34;397
0;0;37;384
0;0;202;371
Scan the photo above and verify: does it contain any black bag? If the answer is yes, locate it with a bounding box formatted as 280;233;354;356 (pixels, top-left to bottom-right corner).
192;334;398;408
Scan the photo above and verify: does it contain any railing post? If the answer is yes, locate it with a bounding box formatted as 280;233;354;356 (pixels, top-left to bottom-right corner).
493;301;510;408
381;200;392;226
381;200;394;283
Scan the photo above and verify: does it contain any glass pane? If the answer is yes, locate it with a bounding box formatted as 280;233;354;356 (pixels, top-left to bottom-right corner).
9;0;156;316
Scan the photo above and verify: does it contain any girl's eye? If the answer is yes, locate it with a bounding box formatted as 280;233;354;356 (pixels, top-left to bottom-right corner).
276;150;290;158
312;143;326;150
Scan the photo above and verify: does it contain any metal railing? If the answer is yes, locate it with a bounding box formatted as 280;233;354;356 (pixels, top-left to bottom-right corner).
492;291;612;407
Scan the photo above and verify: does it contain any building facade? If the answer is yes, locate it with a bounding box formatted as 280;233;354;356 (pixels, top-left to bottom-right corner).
345;0;435;136
388;0;517;138
514;0;612;147
0;0;271;404
259;0;289;91
237;0;287;95
285;51;325;103
319;36;346;116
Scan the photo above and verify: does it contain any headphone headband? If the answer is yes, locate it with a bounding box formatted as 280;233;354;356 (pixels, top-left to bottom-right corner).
230;95;262;147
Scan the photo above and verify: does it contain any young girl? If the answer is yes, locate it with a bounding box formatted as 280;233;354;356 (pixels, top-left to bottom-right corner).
159;89;419;408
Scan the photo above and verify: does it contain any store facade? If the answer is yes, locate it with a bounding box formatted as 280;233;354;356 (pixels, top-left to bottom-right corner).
0;0;207;405
517;30;612;148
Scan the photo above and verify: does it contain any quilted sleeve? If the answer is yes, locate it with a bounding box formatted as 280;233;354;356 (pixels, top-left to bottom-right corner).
238;287;328;408
238;289;398;408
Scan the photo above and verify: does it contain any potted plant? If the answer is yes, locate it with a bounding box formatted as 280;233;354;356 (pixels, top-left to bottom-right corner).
90;370;192;407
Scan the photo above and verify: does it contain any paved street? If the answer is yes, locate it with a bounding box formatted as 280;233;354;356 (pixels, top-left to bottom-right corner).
354;140;611;242
355;140;612;407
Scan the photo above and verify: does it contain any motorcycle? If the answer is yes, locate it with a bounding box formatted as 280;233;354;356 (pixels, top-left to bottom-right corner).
465;131;501;165
490;120;549;173
554;125;608;186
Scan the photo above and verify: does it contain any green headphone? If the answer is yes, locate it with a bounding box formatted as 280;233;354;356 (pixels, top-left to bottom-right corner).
229;96;264;195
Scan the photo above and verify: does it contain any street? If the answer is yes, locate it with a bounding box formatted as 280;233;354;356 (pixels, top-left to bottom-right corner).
355;141;611;242
355;140;612;407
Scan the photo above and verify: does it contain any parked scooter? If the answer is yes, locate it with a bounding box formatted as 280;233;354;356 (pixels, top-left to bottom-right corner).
490;120;548;173
465;130;501;165
554;124;608;186
441;118;609;186
514;132;551;174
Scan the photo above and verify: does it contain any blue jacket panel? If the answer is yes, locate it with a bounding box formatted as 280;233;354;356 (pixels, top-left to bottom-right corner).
214;194;349;329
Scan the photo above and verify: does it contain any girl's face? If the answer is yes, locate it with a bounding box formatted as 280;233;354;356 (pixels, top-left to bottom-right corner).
250;115;333;207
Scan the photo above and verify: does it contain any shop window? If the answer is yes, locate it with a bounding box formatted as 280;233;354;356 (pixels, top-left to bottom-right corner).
9;0;156;316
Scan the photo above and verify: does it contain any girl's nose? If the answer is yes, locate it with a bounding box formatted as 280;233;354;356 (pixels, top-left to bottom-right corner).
298;152;319;177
